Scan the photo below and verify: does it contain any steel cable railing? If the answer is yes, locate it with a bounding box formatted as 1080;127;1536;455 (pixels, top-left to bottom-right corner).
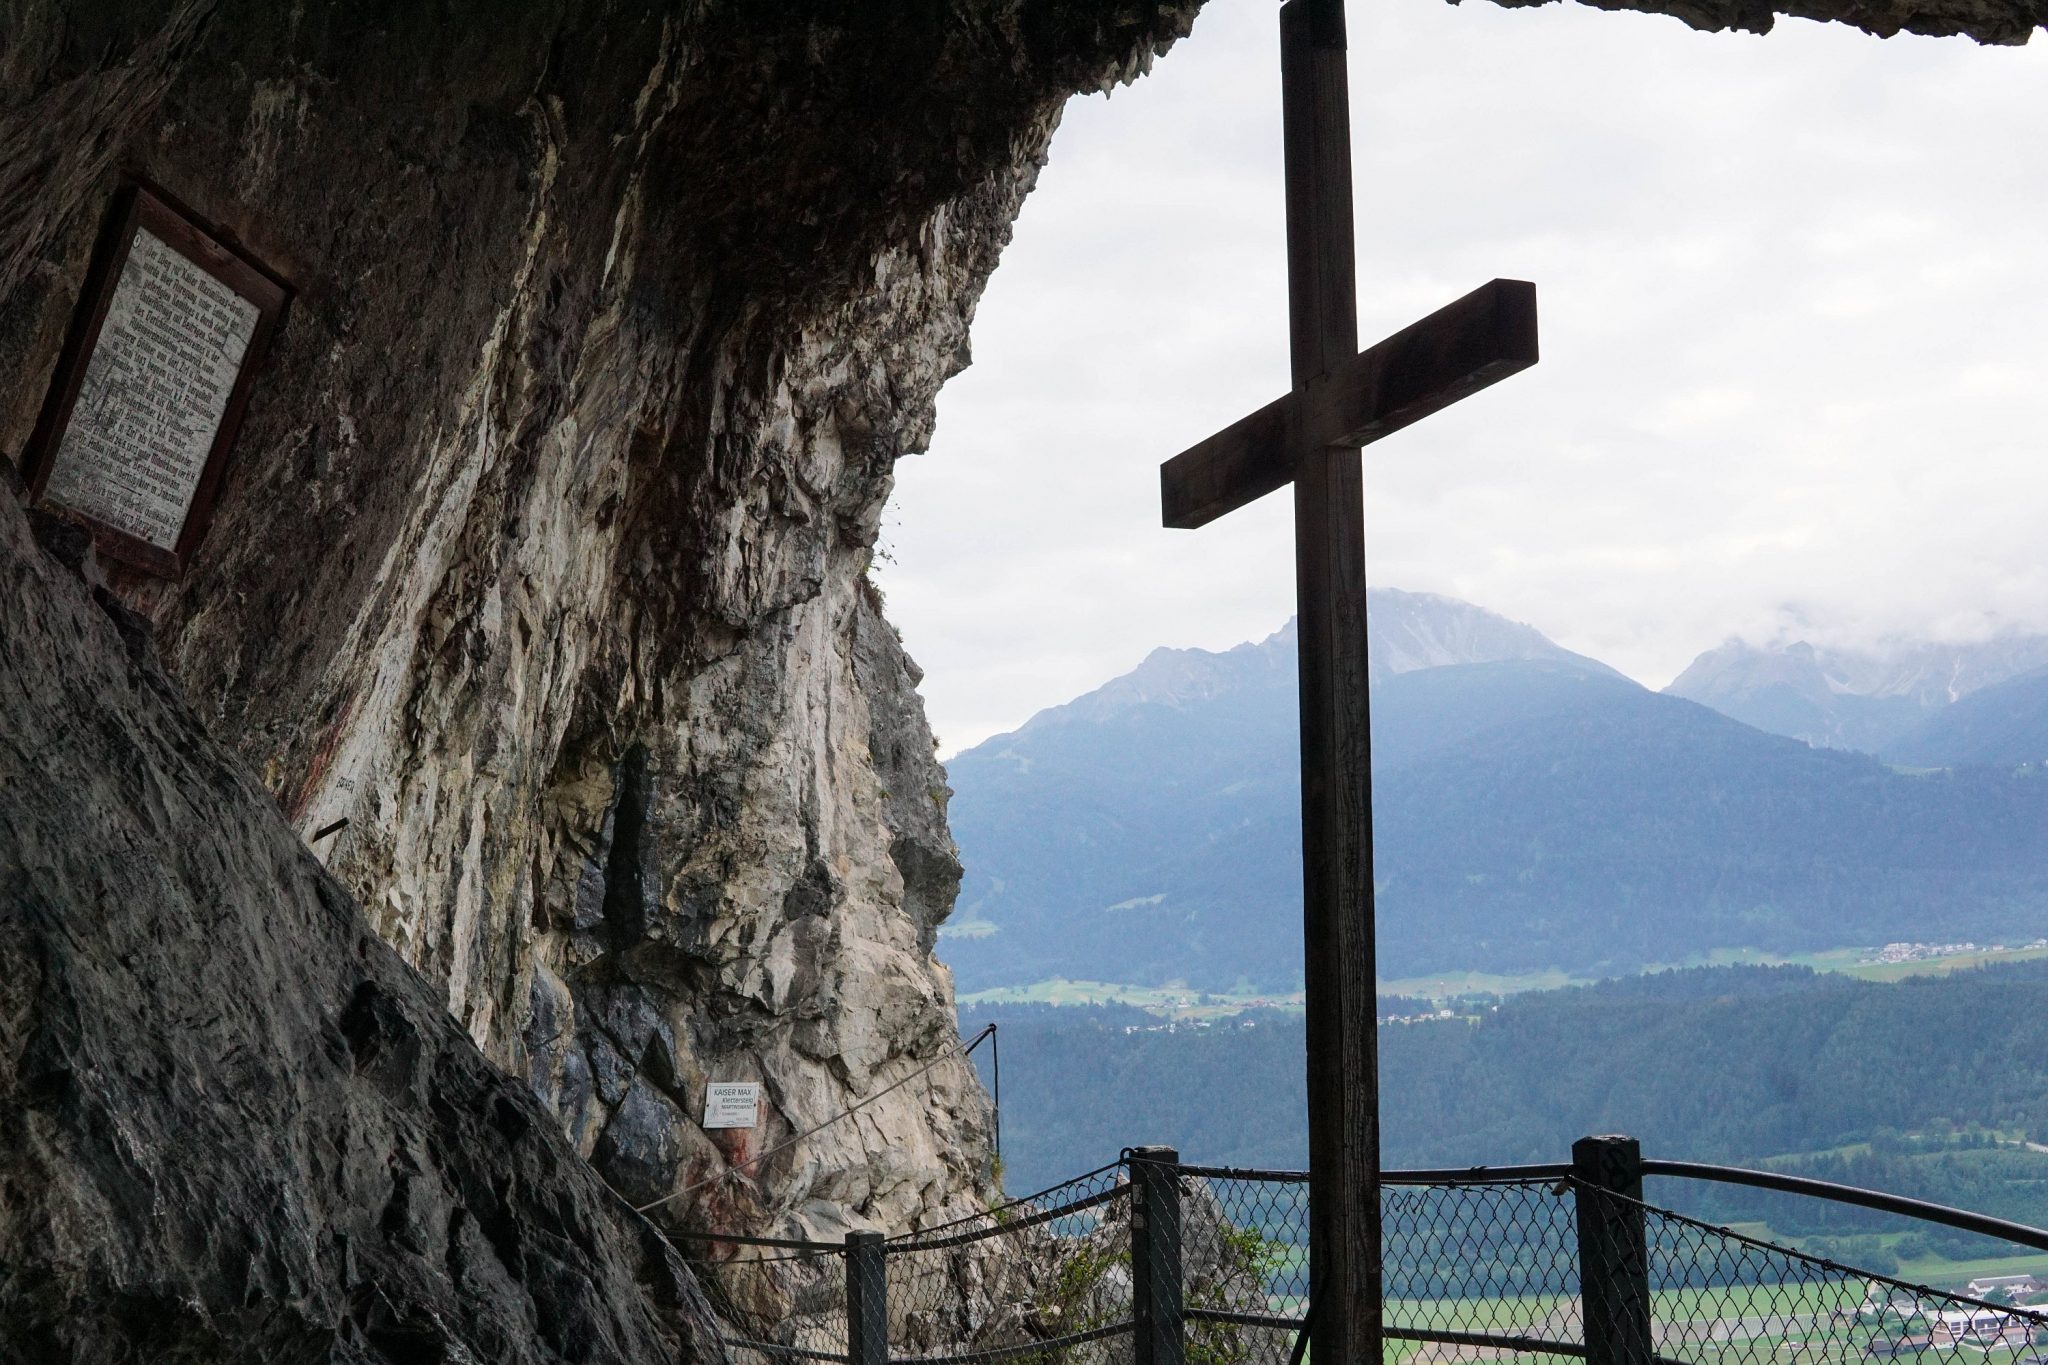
681;1139;2048;1365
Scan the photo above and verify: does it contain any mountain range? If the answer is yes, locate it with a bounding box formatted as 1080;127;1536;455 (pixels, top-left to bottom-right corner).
1667;636;2048;755
938;591;2048;994
1885;666;2048;769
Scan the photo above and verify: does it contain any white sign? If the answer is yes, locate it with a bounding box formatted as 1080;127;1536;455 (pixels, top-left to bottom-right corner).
43;229;261;550
704;1082;762;1130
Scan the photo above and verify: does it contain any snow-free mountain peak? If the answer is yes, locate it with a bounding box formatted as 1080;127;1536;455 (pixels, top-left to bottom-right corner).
1365;588;1619;682
1008;589;1613;738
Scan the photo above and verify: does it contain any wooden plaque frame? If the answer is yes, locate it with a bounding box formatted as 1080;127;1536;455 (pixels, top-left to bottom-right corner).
20;183;291;579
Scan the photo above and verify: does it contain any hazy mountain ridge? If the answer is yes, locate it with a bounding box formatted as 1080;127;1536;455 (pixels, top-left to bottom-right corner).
1666;634;2048;753
1883;664;2048;769
945;591;1626;986
940;592;2048;995
997;589;1613;743
1006;623;1297;736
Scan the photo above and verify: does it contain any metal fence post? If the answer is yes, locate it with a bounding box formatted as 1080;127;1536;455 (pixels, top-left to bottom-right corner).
1574;1135;1653;1365
1130;1145;1185;1365
847;1230;887;1365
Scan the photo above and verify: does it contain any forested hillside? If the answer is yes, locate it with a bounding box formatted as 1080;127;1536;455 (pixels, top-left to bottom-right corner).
1370;680;2048;976
1885;664;2048;769
965;963;2048;1233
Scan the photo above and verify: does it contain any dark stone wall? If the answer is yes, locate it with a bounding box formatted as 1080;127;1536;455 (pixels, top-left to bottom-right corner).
0;493;730;1362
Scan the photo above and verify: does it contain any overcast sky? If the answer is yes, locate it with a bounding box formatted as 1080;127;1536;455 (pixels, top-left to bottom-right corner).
877;0;2048;755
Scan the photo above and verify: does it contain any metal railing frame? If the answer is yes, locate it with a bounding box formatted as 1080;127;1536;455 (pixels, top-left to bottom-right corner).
696;1135;2048;1364
1641;1158;2048;1253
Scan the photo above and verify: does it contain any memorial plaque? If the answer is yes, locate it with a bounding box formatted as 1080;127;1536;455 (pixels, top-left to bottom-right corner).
704;1082;763;1130
23;185;289;578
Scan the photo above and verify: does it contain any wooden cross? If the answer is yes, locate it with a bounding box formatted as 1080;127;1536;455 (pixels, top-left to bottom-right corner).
1156;1;1538;1359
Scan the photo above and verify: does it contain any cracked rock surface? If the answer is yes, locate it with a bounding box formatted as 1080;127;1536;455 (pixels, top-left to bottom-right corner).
0;495;730;1361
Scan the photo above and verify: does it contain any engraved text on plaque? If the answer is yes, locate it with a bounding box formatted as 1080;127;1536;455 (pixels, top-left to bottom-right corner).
44;230;261;550
23;187;289;577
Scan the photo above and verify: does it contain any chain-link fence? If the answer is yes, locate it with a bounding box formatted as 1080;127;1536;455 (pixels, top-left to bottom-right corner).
678;1229;853;1363
685;1139;2048;1365
1172;1162;1310;1363
1384;1175;1585;1361
1618;1191;2048;1365
885;1161;1134;1362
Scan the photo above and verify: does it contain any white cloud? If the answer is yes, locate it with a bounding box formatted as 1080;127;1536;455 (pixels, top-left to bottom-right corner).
878;0;2048;754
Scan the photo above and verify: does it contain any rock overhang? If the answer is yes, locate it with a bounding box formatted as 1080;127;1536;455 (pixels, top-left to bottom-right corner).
1471;0;2040;43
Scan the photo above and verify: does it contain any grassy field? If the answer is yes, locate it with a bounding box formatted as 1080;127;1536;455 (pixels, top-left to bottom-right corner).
1385;943;2048;1001
1379;1273;2048;1365
1207;1216;2048;1363
958;976;1306;1017
1713;1237;2042;1294
1380;1276;1862;1326
1376;967;1589;1000
1833;946;2048;983
965;942;2048;1020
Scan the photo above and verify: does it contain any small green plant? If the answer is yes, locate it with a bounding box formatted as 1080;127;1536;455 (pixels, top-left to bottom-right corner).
1188;1222;1290;1364
1042;1242;1128;1337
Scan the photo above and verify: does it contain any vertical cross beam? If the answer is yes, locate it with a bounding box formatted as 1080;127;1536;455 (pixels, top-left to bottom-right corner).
1159;6;1535;1355
1282;2;1382;1362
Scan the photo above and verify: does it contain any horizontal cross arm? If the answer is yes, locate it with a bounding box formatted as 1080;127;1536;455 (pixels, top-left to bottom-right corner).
1157;385;1308;534
1160;278;1538;530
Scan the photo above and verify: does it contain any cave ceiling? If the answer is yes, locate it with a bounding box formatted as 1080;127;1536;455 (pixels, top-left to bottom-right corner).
1484;0;2041;43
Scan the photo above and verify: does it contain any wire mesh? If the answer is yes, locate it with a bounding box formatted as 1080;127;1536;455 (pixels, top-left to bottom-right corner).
885;1163;1135;1363
1174;1166;1313;1364
1617;1188;2048;1365
683;1237;851;1364
1182;1171;1583;1363
1386;1178;1586;1364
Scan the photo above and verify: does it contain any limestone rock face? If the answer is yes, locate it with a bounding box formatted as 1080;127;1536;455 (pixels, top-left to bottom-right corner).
0;0;1201;1356
0;496;729;1361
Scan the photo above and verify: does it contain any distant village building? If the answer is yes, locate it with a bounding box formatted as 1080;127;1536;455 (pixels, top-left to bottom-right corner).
1966;1275;2046;1298
1931;1307;2033;1350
